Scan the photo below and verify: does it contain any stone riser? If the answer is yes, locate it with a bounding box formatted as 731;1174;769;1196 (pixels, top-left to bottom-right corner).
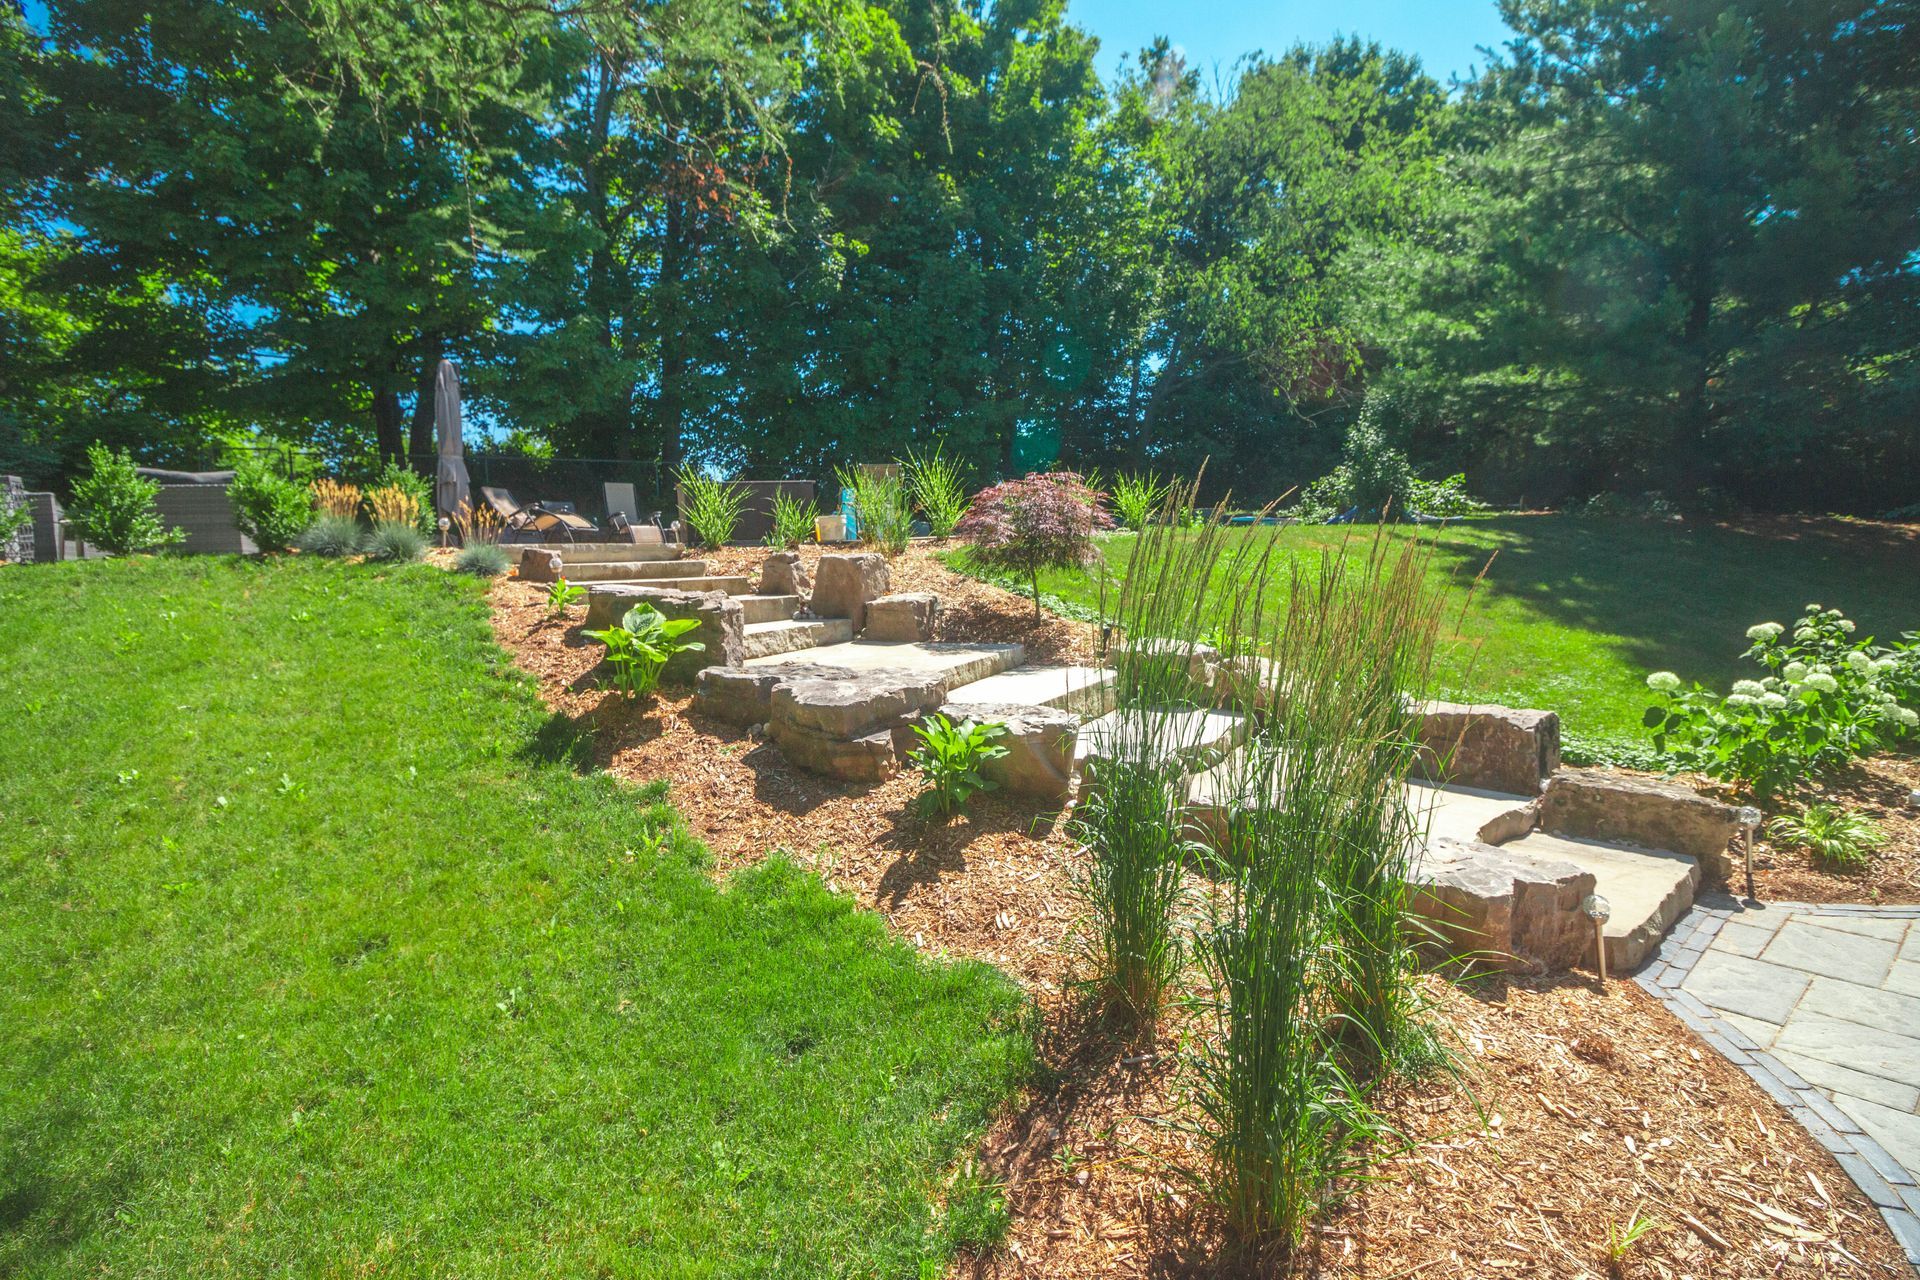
740;594;801;626
557;559;717;582
530;542;683;564
742;618;854;659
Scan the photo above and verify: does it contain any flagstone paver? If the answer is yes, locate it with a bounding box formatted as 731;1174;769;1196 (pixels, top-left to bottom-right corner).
1638;898;1920;1273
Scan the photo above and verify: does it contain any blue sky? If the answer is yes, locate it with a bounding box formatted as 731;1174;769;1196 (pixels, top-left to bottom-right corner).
1065;0;1517;86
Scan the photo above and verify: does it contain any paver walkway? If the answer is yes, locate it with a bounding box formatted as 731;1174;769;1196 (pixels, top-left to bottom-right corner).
1639;897;1920;1270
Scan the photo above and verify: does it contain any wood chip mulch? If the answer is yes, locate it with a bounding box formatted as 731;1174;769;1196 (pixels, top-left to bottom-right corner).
1746;754;1920;905
486;546;1911;1279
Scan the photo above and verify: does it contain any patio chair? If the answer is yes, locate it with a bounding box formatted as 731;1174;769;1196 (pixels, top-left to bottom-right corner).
479;486;600;543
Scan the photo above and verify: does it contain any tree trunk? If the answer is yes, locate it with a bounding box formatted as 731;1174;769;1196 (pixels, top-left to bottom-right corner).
373;373;406;462
407;353;439;470
657;193;686;476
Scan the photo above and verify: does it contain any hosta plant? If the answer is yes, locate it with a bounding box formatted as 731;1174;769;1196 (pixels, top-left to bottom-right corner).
908;715;1009;816
585;604;704;699
1767;803;1884;872
546;577;588;615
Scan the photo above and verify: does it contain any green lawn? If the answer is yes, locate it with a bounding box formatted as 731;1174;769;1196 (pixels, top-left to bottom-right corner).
955;515;1920;759
0;557;1027;1278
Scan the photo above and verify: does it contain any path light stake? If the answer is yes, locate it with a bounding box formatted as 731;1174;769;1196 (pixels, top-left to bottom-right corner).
1736;806;1762;902
438;515;451;549
1583;893;1611;985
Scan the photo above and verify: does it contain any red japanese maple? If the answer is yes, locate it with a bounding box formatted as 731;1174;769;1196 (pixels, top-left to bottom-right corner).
955;471;1114;620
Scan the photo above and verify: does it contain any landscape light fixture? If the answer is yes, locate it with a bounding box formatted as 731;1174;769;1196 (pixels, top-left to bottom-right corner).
438;515;451;548
1583;893;1611;985
1736;805;1762;902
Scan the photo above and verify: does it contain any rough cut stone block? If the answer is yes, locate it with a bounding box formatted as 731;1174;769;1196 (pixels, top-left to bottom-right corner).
864;592;939;642
759;550;809;601
1412;837;1596;971
518;547;564;582
584;585;743;682
771;670;945;740
770;720;900;783
812;553;890;631
1414;701;1561;795
1538;768;1739;884
934;700;1078;802
1212;654;1285;714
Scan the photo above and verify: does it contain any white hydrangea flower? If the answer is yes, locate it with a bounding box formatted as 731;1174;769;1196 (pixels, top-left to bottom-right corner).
1783;661;1809;680
1804;673;1840;694
1846;651;1873;673
1759;693;1789;710
1724;693;1757;708
1898;707;1920;728
1874;658;1898;674
1746;622;1783;641
1838;619;1856;633
1646;671;1682;693
1795;626;1817;641
1731;679;1766;697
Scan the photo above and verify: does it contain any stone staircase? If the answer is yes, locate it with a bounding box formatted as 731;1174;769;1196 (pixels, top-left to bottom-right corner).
521;543;850;663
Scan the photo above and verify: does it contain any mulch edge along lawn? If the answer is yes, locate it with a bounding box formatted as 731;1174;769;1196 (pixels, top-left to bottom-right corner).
0;556;1030;1278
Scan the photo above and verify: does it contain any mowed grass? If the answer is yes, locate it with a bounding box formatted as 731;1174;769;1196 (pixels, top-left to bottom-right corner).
0;557;1029;1278
957;515;1920;757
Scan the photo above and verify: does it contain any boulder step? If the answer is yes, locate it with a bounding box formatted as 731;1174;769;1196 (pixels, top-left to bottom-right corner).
584;573;753;595
945;664;1115;719
554;559;716;582
1074;707;1248;773
740;594;802;626
742;617;854;660
526;541;682;564
1497;831;1701;971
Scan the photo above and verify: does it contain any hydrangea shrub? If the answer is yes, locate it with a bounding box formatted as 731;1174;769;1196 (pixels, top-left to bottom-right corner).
1643;604;1919;797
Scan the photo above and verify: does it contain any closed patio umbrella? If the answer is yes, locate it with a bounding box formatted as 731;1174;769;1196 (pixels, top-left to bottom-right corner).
433;358;471;519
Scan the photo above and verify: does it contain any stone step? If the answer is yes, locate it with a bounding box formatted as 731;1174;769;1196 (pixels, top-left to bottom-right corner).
742;617;854;660
739;594;801;626
584;573;753;596
530;541;683;564
1074;707;1248;773
944;665;1115;719
1497;831;1701;971
557;559;715;583
748;640;1026;691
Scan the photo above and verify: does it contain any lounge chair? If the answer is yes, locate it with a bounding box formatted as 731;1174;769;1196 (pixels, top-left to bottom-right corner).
479;486;600;543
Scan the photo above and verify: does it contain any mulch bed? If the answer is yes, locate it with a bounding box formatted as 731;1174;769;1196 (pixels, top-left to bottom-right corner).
487;544;1911;1277
1746;755;1920;905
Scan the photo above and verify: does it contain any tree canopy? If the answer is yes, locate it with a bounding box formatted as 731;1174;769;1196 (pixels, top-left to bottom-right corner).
3;0;1914;513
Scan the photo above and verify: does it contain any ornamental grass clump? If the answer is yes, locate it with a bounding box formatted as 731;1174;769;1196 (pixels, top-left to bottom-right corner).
296;514;362;558
905;445;970;538
310;478;362;520
840;465;912;555
677;470;749;548
763;489;819;548
955;472;1114;620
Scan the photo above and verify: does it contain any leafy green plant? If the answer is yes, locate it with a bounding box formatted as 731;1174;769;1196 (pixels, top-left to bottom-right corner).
1603;1209;1660;1270
1767;803;1884;872
677;469;749;548
840;465;913;555
68;443;184;554
904;446;970;538
361;521;428;563
1108;471;1167;530
1406;473;1490;518
908;714;1009;816
226;457;314;552
585;603;705;698
453;543;512;576
0;492;31;548
546;577;588;615
1643;604;1919;797
296;514;363;558
763;489;819;548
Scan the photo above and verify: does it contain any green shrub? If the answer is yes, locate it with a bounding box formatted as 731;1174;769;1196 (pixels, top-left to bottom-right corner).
296;514;363;558
0;492;29;547
840;465;913;555
1109;471;1167;530
907;714;1008;816
1767;802;1883;872
226;458;314;552
904;446;970;538
585;603;705;698
677;470;749;548
454;543;512;576
763;489;819;548
361;521;428;564
68;443;184;554
1406;473;1490;518
1644;605;1919;797
368;461;436;534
